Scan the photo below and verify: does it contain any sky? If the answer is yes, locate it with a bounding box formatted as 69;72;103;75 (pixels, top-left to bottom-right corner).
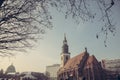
0;1;120;73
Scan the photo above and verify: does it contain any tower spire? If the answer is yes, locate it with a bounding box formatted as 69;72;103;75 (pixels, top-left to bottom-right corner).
63;33;67;44
64;33;67;42
61;34;70;67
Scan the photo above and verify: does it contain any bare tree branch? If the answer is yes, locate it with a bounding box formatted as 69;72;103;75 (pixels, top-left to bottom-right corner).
0;0;119;56
0;0;53;56
0;0;5;7
51;0;118;47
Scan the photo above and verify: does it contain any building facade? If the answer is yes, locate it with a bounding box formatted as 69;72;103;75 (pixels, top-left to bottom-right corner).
57;35;105;80
46;64;60;80
0;65;49;80
101;59;120;72
101;59;120;80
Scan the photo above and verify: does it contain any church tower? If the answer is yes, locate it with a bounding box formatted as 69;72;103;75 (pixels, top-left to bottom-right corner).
60;34;70;67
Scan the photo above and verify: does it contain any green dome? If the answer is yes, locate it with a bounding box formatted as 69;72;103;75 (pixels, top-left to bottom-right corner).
6;64;16;74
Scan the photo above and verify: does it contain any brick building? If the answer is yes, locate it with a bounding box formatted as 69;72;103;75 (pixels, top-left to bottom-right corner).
57;35;105;80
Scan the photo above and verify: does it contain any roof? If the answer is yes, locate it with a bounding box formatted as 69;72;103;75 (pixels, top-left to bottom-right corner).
59;51;89;73
86;55;100;68
46;64;60;67
58;51;101;75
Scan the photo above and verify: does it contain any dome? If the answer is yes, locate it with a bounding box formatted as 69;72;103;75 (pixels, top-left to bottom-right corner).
6;64;16;74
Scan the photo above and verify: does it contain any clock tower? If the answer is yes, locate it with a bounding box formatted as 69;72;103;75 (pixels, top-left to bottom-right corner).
60;34;70;67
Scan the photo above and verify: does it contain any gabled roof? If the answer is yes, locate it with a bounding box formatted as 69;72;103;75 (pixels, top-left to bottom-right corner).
87;55;97;64
58;51;102;75
59;51;89;73
86;55;101;68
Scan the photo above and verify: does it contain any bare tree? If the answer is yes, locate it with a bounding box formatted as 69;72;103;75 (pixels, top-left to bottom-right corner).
0;0;52;56
0;0;119;56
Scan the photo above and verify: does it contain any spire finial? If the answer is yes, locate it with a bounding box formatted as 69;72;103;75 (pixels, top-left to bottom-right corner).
64;33;66;41
63;33;67;43
63;33;67;44
85;47;87;52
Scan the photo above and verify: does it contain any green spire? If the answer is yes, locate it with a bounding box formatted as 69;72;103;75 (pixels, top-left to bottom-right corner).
63;33;67;44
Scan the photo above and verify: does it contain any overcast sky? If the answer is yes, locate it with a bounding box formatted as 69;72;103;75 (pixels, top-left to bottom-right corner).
0;1;120;73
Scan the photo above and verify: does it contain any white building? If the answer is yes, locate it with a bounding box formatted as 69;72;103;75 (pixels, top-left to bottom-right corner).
21;72;37;80
101;59;120;72
5;64;16;75
46;64;60;80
